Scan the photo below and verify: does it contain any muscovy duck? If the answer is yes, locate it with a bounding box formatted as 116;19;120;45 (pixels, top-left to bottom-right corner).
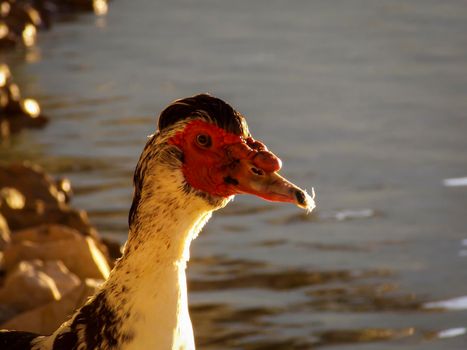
0;94;315;350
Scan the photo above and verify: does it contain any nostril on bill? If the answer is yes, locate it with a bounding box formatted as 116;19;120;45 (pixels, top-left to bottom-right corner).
251;167;264;176
295;190;306;206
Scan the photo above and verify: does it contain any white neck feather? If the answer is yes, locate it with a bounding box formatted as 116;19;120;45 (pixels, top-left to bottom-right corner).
105;191;214;350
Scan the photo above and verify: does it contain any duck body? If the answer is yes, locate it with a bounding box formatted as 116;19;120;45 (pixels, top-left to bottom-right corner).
0;330;40;350
0;94;314;350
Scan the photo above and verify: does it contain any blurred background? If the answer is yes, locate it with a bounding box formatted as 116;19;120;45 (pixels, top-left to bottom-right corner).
1;0;467;349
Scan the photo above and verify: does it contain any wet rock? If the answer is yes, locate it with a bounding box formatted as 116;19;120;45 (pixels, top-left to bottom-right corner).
0;0;112;136
0;0;109;53
2;8;38;50
0;2;46;49
0;0;113;335
0;27;17;49
55;177;73;203
0;162;97;237
3;225;111;280
0;212;10;250
0;278;101;334
0;64;48;135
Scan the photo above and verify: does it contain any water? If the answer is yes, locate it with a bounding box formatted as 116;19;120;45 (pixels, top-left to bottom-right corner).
2;1;467;348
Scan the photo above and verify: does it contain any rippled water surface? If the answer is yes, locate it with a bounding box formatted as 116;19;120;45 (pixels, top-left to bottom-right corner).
2;1;467;348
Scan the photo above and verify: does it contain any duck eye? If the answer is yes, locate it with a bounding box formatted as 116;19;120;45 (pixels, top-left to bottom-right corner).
196;133;212;147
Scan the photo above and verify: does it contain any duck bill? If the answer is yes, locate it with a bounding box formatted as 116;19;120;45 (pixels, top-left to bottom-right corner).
230;161;316;212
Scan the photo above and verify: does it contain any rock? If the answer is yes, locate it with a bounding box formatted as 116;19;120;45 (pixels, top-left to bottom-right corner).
0;64;48;134
0;37;17;50
0;163;68;209
3;225;111;280
3;205;98;239
0;163;97;238
0;212;10;250
10;224;83;244
0;304;18;325
0;278;102;334
33;260;81;296
0;260;62;312
0;0;110;54
55;178;73;203
0;187;26;210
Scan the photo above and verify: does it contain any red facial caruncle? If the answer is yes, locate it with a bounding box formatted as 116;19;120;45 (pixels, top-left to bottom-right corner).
169;119;313;209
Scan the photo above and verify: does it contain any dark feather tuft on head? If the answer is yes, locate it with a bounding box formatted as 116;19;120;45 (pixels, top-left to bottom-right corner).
158;94;249;137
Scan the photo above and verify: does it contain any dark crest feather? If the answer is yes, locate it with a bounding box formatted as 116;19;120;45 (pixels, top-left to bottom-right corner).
158;94;248;136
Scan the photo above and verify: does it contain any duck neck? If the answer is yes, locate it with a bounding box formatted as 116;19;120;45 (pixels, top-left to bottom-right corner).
106;194;212;350
45;191;214;350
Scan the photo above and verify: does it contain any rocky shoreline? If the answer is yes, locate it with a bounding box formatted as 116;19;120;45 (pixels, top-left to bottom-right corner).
1;63;49;138
1;0;110;136
0;0;118;335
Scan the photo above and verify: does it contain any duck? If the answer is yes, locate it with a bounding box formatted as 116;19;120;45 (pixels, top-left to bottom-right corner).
0;94;315;350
